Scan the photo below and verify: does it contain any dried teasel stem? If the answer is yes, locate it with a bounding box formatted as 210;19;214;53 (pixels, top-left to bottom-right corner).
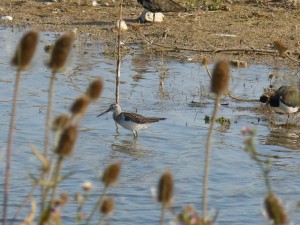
264;192;287;225
86;78;104;102
100;197;115;216
98;197;115;225
48;32;74;73
70;95;91;124
202;60;230;224
101;163;121;187
85;186;108;225
85;163;121;225
42;33;74;210
3;30;39;225
157;172;174;225
55;125;78;158
11;30;39;71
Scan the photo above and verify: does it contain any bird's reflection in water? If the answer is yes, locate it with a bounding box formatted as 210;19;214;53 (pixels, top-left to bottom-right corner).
258;127;300;167
264;128;300;150
111;138;151;158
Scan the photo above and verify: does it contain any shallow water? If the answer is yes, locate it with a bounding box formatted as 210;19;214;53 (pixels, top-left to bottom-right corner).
0;26;300;224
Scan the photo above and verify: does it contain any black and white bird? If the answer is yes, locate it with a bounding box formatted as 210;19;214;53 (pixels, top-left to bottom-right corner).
137;0;186;13
260;85;300;122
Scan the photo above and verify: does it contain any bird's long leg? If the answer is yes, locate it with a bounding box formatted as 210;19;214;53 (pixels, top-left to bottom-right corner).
286;114;290;124
133;131;139;139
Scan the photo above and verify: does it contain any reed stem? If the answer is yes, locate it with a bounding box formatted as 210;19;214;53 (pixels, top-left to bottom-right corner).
2;69;22;225
85;185;108;225
41;71;57;210
202;94;221;224
160;205;166;225
115;0;123;104
49;155;64;205
9;184;38;225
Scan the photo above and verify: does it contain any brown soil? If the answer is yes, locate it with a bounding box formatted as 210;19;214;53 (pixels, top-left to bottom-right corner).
1;0;300;66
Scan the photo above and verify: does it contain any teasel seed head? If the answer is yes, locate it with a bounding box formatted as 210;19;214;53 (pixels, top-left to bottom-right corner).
157;172;174;206
70;95;90;117
55;125;78;157
202;57;209;66
48;32;74;73
52;114;70;131
273;40;288;57
86;78;104;101
211;60;230;96
101;163;121;187
11;30;39;71
101;197;115;216
264;192;287;225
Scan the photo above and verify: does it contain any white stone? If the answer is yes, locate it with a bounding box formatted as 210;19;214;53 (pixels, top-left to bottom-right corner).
116;20;128;31
92;0;98;6
1;16;13;21
139;10;164;23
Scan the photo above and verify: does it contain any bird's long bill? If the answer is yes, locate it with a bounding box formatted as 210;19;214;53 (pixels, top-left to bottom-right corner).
97;108;110;117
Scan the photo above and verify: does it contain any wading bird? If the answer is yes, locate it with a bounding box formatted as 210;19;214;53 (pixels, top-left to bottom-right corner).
137;0;186;13
97;103;166;138
260;85;300;123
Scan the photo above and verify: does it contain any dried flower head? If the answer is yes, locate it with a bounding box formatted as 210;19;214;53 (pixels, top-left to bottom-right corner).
157;172;173;206
273;40;288;57
60;192;69;205
52;114;70;131
202;57;209;66
11;30;39;70
82;181;93;192
70;95;90;116
55;126;78;157
211;60;230;96
264;192;287;225
101;163;121;187
74;193;84;204
48;32;74;73
86;78;104;101
101;197;115;216
177;205;205;225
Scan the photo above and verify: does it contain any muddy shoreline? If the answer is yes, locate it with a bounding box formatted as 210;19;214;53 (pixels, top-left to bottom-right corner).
1;0;300;67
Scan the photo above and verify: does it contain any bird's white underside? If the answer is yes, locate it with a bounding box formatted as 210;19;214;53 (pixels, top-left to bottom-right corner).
116;120;151;131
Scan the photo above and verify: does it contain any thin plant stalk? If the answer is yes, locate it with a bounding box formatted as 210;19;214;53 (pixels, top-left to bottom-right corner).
160;205;167;225
49;155;64;205
9;184;38;225
41;71;57;210
115;0;123;104
44;71;57;157
2;69;22;225
85;185;108;225
97;215;105;225
202;94;221;224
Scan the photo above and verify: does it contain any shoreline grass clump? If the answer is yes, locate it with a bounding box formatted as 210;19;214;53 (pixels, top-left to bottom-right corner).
3;29;39;225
